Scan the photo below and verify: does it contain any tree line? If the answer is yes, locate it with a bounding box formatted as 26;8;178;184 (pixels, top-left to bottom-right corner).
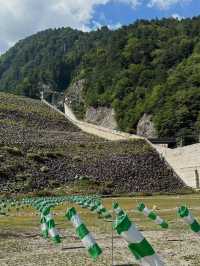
0;17;200;143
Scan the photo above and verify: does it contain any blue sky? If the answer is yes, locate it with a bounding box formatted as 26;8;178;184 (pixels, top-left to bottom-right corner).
91;0;200;29
0;0;199;54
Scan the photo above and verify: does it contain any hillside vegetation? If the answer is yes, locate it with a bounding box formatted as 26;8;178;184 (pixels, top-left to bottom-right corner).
0;18;200;142
0;93;184;194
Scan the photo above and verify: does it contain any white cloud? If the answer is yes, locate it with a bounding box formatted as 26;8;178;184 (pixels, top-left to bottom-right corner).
148;0;191;10
0;0;143;54
115;0;141;8
0;0;192;54
172;13;184;20
91;20;104;30
108;22;122;30
0;0;112;54
91;15;122;31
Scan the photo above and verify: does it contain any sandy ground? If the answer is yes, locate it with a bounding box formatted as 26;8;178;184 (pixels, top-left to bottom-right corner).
0;228;200;266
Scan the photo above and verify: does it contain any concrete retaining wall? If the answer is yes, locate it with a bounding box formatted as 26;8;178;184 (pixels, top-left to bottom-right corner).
155;144;200;188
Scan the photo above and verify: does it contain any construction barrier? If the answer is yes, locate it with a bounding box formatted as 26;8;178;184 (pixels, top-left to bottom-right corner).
66;207;102;259
137;203;168;229
178;206;200;234
113;203;164;266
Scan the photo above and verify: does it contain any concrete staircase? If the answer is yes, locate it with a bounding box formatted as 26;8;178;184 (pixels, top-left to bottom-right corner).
155;144;200;188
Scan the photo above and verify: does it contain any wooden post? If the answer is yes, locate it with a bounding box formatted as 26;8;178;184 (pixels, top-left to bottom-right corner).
111;203;114;266
195;169;200;189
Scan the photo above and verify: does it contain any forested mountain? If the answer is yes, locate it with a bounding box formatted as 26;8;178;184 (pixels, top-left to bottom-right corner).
0;17;200;142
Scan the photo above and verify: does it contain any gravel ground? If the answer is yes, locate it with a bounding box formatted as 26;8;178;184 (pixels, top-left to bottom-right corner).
0;224;200;265
1;196;200;266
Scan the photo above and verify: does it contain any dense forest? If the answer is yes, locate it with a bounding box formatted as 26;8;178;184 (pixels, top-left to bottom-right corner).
0;17;200;143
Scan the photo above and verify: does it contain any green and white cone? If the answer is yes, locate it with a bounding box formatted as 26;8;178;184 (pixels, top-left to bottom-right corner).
96;203;112;219
40;214;49;238
137;203;168;229
66;207;102;259
113;202;125;216
113;204;164;265
43;207;61;244
178;206;200;234
89;200;100;212
83;199;94;209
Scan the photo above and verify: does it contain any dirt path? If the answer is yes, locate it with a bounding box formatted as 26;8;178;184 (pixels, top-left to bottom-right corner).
63;101;142;141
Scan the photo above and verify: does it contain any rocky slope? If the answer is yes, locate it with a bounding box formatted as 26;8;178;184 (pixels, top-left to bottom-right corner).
0;93;185;194
84;106;117;130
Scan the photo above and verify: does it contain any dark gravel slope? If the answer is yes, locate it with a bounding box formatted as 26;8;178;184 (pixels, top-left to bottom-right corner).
0;93;185;194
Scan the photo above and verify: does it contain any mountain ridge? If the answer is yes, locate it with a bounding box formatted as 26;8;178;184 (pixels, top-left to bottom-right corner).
0;17;200;143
